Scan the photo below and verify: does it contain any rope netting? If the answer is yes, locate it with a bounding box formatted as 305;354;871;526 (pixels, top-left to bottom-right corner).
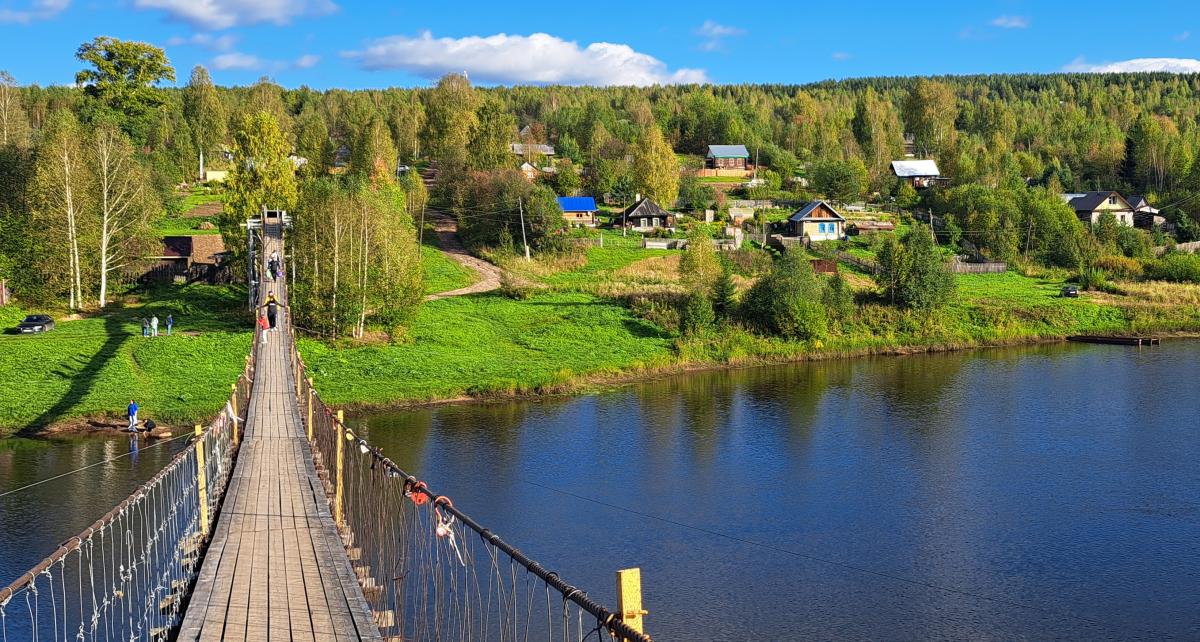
290;340;653;642
0;331;258;642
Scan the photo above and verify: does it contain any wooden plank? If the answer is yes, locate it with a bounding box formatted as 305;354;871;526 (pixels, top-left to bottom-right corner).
178;223;381;641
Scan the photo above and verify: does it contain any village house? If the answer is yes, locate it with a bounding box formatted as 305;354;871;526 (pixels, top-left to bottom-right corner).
1061;191;1134;226
706;144;750;170
850;220;896;235
891;159;942;188
788;201;846;241
511;143;555;158
145;235;228;283
1127;195;1169;230
617;197;674;231
557;196;598;227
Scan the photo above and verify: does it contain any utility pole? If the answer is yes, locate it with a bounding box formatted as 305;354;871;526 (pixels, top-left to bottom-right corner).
518;197;531;261
199;149;205;183
418;204;426;247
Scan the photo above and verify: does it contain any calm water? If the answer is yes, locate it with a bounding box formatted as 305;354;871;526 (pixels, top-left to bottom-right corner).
348;341;1200;641
0;434;188;583
1;342;1198;640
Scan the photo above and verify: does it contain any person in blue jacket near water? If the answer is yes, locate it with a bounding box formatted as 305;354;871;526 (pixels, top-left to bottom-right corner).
127;400;139;432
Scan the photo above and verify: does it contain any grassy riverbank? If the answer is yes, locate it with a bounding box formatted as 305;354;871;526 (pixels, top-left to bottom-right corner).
299;245;1200;412
0;284;251;437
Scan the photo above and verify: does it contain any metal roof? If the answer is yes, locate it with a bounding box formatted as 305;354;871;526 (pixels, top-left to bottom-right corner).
890;159;941;177
707;144;749;158
510;143;555;156
557;196;597;212
1064;191;1131;213
788;200;846;222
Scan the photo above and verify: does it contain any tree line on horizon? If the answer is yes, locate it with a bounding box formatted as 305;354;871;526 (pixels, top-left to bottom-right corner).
3;37;1200;337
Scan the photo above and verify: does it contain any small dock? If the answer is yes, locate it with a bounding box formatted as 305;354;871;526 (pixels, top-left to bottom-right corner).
1068;335;1161;346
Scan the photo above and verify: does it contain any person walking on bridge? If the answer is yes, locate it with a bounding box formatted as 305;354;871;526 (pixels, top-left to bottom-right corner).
127;399;139;432
259;293;280;331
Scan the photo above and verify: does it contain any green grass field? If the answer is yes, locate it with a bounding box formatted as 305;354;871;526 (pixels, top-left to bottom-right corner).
421;242;478;295
0;284;251;435
299;292;673;405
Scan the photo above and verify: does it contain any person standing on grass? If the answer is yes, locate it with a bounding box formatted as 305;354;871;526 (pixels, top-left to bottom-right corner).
142;317;149;338
150;315;159;337
127;399;139;432
166;314;174;336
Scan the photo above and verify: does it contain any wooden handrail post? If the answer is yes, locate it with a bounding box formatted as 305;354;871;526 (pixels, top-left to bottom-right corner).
230;382;240;446
195;424;209;536
334;409;345;527
306;378;315;442
616;567;647;640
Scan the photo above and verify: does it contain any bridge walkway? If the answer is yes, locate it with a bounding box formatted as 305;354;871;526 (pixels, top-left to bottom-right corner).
178;222;379;641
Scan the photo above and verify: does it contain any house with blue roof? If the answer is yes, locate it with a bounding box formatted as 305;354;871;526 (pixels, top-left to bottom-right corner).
706;144;750;170
788;201;846;241
557;196;598;227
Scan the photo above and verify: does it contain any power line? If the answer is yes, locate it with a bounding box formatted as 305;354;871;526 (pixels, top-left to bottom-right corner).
0;431;194;499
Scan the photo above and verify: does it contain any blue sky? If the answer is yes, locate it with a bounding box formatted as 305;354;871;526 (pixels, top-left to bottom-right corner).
1;0;1198;88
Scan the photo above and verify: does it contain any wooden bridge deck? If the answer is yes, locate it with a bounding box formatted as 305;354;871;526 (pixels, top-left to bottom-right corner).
179;224;379;641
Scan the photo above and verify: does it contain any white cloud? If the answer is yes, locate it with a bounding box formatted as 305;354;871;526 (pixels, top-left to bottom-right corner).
1063;57;1200;73
696;19;745;52
294;54;320;69
166;33;237;52
991;15;1029;29
211;52;262;70
0;0;69;24
133;0;336;30
831;51;851;61
346;31;708;86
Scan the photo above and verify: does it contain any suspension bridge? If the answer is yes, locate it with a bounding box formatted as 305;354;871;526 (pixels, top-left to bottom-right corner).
0;216;652;642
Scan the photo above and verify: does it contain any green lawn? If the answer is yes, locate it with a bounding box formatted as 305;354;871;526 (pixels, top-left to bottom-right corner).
153;216;222;236
542;246;674;290
0;284;251;435
299;292;674;405
421;242;478;295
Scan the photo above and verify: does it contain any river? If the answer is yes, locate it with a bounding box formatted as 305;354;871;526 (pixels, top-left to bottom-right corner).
1;341;1198;639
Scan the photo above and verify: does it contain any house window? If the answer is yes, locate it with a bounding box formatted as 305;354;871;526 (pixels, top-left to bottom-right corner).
640;218;648;228
1108;196;1116;205
651;218;660;228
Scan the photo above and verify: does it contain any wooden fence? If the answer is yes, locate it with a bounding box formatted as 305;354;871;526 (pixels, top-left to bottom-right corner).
948;260;1008;274
1154;240;1200;256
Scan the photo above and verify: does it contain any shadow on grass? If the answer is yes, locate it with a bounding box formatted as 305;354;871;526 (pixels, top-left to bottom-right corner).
19;305;132;435
622;318;672;340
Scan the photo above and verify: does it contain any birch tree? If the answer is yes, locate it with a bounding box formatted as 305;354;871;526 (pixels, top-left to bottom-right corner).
182;65;226;180
90;122;155;306
31;113;90;309
0;71;30;148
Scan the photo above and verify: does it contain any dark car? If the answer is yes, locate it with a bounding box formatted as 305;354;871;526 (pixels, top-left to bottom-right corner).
17;314;55;333
1061;285;1080;298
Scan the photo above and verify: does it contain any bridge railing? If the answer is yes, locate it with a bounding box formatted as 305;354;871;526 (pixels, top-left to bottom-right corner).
287;334;653;642
0;324;260;641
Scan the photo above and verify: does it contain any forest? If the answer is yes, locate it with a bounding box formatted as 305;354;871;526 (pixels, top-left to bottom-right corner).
3;37;1200;340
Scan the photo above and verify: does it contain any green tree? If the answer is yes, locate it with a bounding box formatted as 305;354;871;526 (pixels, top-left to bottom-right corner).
679;226;720;293
351;115;398;181
711;261;738;319
679;289;716;336
632;125;679;207
0;70;30;148
75;37;175;126
294;107;334;178
878;224;956;311
425;73;478;166
811;158;869;202
740;248;828;340
903;79;958;161
30;112;90;309
469;95;516;170
553;159;581;195
223;112;297;274
182;65;226;181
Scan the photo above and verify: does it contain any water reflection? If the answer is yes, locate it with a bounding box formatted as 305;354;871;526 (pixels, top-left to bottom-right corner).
354;340;1200;640
0;434;188;583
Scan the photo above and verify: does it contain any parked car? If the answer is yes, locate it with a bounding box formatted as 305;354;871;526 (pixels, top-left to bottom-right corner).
17;314;55;333
1061;285;1079;298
